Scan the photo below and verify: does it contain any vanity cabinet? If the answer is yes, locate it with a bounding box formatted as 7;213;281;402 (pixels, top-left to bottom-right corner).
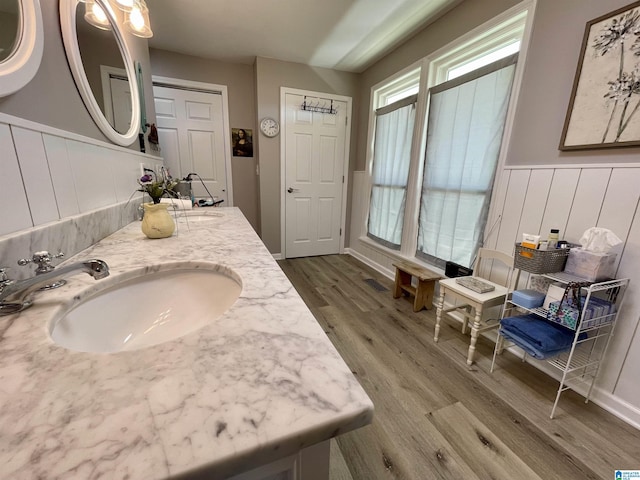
228;441;329;480
493;271;629;418
0;208;372;479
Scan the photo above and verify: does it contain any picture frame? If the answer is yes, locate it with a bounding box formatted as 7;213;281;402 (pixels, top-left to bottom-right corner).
559;1;640;151
231;128;253;157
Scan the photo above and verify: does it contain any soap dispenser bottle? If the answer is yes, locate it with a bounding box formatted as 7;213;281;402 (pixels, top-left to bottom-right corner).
548;229;559;249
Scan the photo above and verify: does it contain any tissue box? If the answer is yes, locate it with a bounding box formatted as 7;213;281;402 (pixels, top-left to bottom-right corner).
563;248;616;282
511;289;545;309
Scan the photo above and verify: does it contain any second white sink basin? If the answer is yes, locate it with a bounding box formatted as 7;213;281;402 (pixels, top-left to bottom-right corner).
173;212;223;226
50;266;242;353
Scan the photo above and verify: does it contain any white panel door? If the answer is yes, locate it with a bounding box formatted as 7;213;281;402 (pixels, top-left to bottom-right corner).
284;93;347;258
153;86;228;203
109;76;133;135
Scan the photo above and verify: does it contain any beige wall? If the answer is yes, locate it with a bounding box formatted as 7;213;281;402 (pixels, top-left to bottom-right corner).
255;56;360;254
149;49;259;233
0;1;155;153
506;0;640;165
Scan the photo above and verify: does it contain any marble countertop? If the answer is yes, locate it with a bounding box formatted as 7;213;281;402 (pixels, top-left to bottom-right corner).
0;208;373;479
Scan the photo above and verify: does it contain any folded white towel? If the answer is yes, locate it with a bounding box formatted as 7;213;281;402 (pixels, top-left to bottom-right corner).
160;198;192;210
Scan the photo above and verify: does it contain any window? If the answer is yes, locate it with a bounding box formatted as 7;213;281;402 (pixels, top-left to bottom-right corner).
385;84;419;105
366;67;420;248
376;67;421;106
447;41;520;80
364;3;532;268
417;55;518;268
367;95;417;248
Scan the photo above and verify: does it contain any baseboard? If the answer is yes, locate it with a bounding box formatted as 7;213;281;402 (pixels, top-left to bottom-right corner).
590;388;640;430
344;248;395;280
504;345;640;430
272;253;284;261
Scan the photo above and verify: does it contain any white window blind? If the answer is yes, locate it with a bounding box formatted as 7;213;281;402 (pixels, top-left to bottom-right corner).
367;95;417;249
417;54;517;268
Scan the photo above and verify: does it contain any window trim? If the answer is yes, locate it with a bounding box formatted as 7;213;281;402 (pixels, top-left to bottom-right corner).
362;60;422;240
374;66;421;107
426;7;530;88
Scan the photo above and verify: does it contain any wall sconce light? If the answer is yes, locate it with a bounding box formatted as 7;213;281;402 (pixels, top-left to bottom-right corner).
82;0;153;38
114;0;135;11
124;0;153;38
84;0;112;30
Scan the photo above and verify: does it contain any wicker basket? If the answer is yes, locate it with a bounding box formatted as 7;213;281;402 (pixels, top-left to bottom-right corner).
514;243;570;274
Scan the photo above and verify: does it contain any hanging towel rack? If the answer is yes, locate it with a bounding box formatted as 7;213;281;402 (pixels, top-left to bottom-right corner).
301;96;338;115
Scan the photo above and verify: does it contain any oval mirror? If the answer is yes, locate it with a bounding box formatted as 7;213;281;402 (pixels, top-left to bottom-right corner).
60;0;140;146
0;0;44;97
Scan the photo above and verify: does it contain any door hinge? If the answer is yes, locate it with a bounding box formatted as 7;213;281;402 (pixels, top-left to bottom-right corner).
340;228;342;236
345;116;348;125
342;175;344;183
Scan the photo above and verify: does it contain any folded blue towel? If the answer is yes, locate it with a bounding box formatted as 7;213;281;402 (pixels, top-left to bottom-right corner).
501;314;584;352
500;329;574;359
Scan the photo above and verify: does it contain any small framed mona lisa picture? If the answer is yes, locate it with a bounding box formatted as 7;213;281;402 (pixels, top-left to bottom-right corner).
231;128;253;157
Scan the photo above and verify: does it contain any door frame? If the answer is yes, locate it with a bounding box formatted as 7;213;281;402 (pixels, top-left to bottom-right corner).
152;75;234;206
279;87;352;258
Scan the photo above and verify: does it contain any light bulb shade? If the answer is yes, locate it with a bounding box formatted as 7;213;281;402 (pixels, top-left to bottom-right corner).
84;0;112;30
124;0;153;38
114;0;135;12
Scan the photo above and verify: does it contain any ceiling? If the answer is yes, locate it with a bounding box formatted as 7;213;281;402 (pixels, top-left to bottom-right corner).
145;0;462;73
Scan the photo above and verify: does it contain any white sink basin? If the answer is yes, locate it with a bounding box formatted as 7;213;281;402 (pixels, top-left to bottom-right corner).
174;211;222;223
50;267;242;353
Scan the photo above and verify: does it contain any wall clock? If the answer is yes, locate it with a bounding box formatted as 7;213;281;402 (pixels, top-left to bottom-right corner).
260;117;280;137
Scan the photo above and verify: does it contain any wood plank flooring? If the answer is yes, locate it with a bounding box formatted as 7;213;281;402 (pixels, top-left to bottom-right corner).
278;255;640;480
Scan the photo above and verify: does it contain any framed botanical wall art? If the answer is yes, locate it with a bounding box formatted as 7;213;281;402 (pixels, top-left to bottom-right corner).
560;1;640;150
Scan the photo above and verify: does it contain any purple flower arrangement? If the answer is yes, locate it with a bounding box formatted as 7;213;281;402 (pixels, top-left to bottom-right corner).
137;169;178;204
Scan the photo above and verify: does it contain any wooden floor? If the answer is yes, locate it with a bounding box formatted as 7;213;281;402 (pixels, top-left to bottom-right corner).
278;255;640;480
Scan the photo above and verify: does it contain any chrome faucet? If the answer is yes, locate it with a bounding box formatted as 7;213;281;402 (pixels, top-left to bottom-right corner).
0;259;110;315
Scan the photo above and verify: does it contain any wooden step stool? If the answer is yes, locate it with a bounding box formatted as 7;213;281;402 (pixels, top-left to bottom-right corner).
392;261;441;311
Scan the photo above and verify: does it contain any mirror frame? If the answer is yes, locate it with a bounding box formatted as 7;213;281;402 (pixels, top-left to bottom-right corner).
60;0;141;146
0;0;44;97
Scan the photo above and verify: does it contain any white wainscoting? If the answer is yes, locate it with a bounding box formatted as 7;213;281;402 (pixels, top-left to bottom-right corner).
348;166;640;428
0;113;162;238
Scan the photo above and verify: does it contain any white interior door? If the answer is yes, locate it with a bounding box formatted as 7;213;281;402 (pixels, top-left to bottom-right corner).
284;92;348;258
153;85;229;203
109;76;132;134
100;66;131;135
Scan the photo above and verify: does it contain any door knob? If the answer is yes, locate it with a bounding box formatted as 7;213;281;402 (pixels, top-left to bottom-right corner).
287;187;299;193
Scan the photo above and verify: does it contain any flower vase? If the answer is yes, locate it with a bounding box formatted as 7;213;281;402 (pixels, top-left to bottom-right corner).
141;202;175;239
